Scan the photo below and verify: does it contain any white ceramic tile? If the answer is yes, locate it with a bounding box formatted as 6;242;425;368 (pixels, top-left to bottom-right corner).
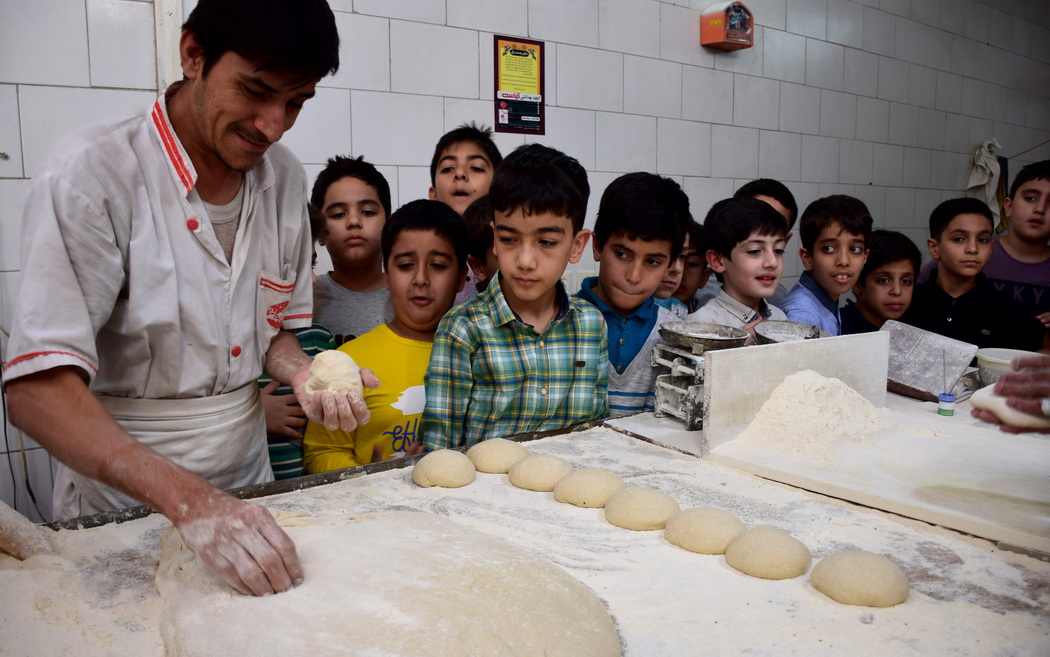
902;147;932;188
855;96;889;142
937;0;966;35
710;125;759;179
758;130;801;181
19;86;155;177
595;112;656;173
880;0;911;18
557;45;623;112
586;171;620;229
935;71;964;113
449;0;527;34
872;143;904;186
350;91;443;166
391;23;478;98
0;85;23;178
965;117;994;154
624;56;682;119
762;30;806;84
778;82;821;135
712;26;765;77
787;0;827;39
852;184;886;224
376;165;400;212
838;139;873;184
281;88;352;167
657;118;710;177
397;166;432;209
682;176;735;223
22;447;55;523
326;0;353;11
853;0;882;7
819;90;857;139
943;113;971;154
973;42;999;83
910;0;939;27
734;75;780;130
960;78;988;120
876;55;909;103
916;108;946;150
930;150;968;191
681;66;734;124
0;179;29;271
800;135;840;183
660;4;715;68
827;0;863;46
923;25;953;71
996;50;1022;93
894;17;925;64
805;39;844;91
0;0;89;86
353;0;444;23
862;6;896;57
598;0;661;58
908;64;937;109
743;0;787;31
884;186;915;226
1025;96;1048;132
886;102;919;146
86;0;155;90
527;107;597;171
949;35;978;78
325;13;389;92
817;182;856;197
1003;88;1028;128
964;1;991;43
844;48;879;97
528;0;599;47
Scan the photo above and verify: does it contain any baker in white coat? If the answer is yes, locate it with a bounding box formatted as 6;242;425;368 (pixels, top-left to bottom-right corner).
2;0;367;596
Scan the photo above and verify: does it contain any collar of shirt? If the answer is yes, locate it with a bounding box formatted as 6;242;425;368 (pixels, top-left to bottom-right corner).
487;274;571;332
712;289;775;323
798;271;839;317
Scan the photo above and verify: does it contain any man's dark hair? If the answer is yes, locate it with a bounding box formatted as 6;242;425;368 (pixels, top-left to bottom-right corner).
593;172;690;260
929;197;993;240
860;230;921;282
182;0;339;82
488;144;589;233
798;195;874;252
462;195;495;261
381;199;469;270
429;123;503;185
734;178;799;228
310;155;392;219
1009;160;1050;198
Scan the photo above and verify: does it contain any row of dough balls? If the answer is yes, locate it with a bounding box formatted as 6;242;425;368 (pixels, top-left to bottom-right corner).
412;440;909;608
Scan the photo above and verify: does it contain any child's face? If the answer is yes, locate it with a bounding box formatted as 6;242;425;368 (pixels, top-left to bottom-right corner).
673;236;710;306
853;258;915;328
386;229;467;341
655;235;686;300
592;232;674;315
428;141;495;216
800;222;868;302
320;176;386;268
927;213;993;280
1005;178;1050;243
492;208;588;310
710;232;785;310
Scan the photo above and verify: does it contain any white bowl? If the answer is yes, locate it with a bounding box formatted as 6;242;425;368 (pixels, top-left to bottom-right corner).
975;348;1037;386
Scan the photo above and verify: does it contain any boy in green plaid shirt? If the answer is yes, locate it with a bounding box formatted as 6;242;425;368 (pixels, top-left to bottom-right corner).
422;144;609;450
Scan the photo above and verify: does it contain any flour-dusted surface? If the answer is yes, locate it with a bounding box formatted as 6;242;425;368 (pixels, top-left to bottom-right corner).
2;427;1049;656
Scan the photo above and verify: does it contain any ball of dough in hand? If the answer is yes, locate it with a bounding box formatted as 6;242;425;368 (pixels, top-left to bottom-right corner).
305;350;363;396
554;468;626;508
604;487;680;531
970;385;1050;429
810;550;909;607
412;450;476;488
508;455;572;492
725;526;811;579
664;508;746;554
467;438;529;474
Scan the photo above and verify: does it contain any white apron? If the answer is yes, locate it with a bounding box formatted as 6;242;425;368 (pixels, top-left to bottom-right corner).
52;384;272;521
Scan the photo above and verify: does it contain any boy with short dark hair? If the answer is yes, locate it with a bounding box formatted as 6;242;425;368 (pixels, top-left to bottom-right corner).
453;195;500;306
841;230;922;333
428;122;503;217
305;200;469;471
992;160;1050;322
577;172;690;417
902;198;1046;351
685;198;789;338
781;195;873;335
672;220;711;313
311;155;394;345
422;144;608;449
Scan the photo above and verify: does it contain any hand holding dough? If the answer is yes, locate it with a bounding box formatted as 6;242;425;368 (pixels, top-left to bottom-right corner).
970;385;1050;431
300;351;372;432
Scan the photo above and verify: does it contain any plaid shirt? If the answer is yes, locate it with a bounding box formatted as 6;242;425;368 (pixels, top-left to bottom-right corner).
422;277;609;450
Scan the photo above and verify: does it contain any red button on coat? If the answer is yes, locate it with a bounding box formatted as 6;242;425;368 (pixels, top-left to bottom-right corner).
231;346;242;357
187;218;199;230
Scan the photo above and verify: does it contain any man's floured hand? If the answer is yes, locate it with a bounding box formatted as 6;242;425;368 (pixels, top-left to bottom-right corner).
293;352;380;432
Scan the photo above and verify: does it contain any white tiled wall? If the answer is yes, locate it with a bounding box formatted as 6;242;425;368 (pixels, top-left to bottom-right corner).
1;0;1049;521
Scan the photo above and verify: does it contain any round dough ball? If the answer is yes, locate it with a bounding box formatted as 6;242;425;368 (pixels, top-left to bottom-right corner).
508;454;572;492
604;487;680;531
664;508;746;554
305;350;363;396
412;449;476;488
553;468;626;508
970;385;1050;429
811;550;909;607
466;438;529;474
725;526;811;579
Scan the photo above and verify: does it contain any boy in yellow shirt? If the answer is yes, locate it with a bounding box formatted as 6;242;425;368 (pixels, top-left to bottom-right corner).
303;200;468;471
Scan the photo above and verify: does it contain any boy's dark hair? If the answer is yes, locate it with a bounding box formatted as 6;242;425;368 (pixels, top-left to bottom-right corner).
594;173;691;259
489;144;589;233
929;198;993;240
734;178;799;228
685;219;706;260
429;123;504;185
381;200;469;270
183;0;339;82
702;198;787;284
306;203;324;240
462;195;495;261
310;155;392;219
1008;160;1050;198
859;230;921;283
798;195;874;252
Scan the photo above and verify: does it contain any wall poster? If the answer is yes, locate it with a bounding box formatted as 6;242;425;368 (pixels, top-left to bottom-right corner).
493;35;544;135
